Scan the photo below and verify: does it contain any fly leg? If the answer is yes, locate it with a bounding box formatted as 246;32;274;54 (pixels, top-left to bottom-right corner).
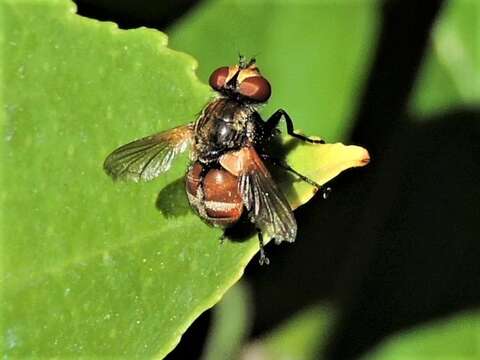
219;232;226;244
256;229;270;266
264;109;325;144
261;154;332;199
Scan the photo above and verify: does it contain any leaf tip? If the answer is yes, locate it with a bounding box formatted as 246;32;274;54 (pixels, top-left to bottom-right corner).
341;144;371;168
359;148;371;166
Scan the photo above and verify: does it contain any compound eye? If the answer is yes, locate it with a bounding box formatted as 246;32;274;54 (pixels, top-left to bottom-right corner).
209;66;229;91
239;76;271;102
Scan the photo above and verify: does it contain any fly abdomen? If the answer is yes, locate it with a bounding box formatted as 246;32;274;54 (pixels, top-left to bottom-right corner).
203;169;243;220
186;162;243;228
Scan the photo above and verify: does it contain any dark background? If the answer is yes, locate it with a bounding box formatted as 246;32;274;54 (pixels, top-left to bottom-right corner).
72;0;480;358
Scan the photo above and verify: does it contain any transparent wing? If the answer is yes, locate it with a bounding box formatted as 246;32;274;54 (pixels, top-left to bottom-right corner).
237;147;297;244
103;124;194;182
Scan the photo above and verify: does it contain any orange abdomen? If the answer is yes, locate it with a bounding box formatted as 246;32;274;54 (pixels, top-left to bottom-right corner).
186;162;243;227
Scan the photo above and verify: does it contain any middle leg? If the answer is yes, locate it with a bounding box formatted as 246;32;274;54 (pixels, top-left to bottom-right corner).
261;154;332;198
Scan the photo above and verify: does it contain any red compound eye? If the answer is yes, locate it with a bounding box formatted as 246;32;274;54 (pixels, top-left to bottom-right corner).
238;76;271;102
209;66;229;91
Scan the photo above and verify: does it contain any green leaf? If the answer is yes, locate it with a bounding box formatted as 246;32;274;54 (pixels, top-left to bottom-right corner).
169;0;380;141
1;0;369;357
363;309;480;359
241;304;335;360
410;0;480;116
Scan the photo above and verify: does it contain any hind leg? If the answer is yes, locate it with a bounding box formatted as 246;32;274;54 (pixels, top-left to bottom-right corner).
256;229;270;265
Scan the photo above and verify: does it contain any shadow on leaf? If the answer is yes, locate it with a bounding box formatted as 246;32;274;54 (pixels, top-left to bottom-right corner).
156;177;191;218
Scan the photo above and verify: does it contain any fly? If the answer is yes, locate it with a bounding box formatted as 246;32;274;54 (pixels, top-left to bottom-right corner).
104;56;325;265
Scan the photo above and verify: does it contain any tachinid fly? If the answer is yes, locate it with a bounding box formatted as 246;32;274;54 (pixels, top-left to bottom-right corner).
104;56;325;265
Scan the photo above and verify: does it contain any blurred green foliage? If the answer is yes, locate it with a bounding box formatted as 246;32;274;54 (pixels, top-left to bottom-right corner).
411;0;480;115
200;281;252;360
250;304;334;360
364;309;480;359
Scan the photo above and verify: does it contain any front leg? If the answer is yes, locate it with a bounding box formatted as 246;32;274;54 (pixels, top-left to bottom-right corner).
264;109;325;144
